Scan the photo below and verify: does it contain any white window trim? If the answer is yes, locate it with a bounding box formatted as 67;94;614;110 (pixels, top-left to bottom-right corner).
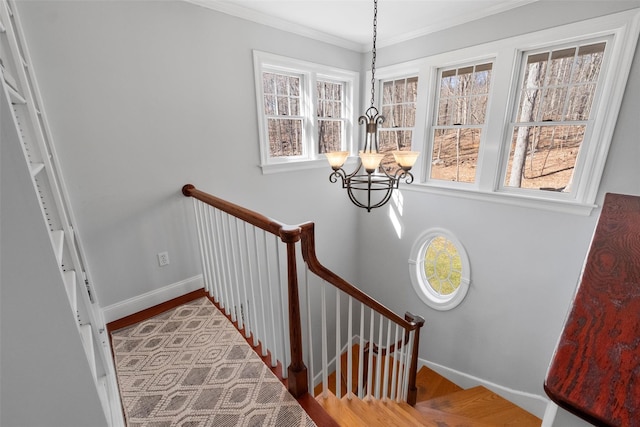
253;50;359;174
408;228;471;311
375;9;640;215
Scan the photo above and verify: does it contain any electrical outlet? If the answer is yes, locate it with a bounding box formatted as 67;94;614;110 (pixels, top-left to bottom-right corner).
157;251;169;266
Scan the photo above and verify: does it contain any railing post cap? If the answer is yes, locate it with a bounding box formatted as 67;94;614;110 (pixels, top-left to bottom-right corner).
279;225;302;243
182;184;195;196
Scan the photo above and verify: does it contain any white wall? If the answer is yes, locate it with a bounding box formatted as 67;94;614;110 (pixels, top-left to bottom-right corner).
15;0;362;309
1;86;107;426
356;1;640;425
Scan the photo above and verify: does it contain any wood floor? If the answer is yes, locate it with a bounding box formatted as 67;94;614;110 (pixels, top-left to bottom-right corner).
315;349;542;426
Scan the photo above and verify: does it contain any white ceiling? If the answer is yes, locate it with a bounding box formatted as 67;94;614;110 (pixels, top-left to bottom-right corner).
186;0;539;51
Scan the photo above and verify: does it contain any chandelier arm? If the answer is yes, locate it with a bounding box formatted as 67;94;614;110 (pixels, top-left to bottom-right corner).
346;184;372;211
329;169;347;184
344;161;363;179
369;186;395;210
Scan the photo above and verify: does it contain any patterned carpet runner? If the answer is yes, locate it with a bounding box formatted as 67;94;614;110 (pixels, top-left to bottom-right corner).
111;297;316;426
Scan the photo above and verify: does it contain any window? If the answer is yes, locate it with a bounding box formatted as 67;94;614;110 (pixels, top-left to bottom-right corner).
504;42;606;192
253;51;359;173
431;62;492;183
409;229;471;311
377;10;640;214
378;76;419;174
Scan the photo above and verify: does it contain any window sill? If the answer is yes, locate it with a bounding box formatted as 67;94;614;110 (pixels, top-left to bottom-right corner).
260;156;359;175
404;183;597;216
260;158;329;175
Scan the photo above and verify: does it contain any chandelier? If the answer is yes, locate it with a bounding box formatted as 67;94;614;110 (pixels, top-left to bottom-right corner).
326;0;419;212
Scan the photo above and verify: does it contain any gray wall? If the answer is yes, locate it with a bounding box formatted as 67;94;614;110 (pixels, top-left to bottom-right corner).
11;1;640;426
15;0;362;309
357;1;640;425
1;84;107;426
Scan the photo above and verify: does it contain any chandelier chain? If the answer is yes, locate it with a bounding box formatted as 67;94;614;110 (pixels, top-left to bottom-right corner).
370;0;378;108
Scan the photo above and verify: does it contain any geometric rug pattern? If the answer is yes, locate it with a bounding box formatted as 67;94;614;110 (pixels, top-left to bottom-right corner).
111;297;316;427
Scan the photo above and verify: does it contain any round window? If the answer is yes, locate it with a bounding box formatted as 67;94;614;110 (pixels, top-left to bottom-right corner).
409;229;470;310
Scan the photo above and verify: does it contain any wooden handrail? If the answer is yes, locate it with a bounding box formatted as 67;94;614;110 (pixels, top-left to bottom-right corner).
183;184;425;404
299;222;420;331
182;184;297;240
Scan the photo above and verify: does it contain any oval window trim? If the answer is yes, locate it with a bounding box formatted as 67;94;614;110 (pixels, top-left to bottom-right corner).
409;228;471;311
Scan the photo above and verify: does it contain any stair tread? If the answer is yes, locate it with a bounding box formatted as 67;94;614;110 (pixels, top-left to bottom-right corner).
416;366;464;401
315;391;369;427
416;385;541;426
399;402;495;427
346;395;419;426
317;391;496;427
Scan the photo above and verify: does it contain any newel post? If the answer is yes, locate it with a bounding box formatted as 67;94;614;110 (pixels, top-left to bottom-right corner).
279;225;308;398
405;312;425;406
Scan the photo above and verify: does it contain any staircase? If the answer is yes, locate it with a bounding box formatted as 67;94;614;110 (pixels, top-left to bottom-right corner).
315;348;542;426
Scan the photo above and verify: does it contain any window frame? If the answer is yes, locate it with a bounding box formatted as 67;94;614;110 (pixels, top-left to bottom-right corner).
253;51;359;174
408;228;471;311
376;9;640;215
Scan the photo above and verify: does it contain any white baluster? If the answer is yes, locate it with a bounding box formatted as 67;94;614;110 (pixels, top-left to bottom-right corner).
358;304;365;399
375;313;384;399
346;296;353;400
192;201;210;295
335;291;341;398
304;265;315;395
212;209;229;312
245;223;259;345
321;281;328;398
222;213;237;322
367;309;375;398
205;205;222;306
253;230;268;356
264;233;279;368
275;239;289;377
390;324;400;401
382;318;392;401
401;330;415;402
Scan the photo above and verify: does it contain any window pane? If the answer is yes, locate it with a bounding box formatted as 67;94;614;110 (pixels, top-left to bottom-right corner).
317;80;345;152
436;63;493;126
516;42;605;125
263;73;276;94
517;88;542;122
318;120;342;153
541;87;568;121
566;83;596;120
264;72;301;117
503;125;585;190
548;48;576;87
379;76;419;174
277;96;290;115
573;43;606;83
267;118;303;157
424;236;462;296
468;94;488;124
264;94;276;115
394;79;406;103
406;76;418;102
430;128;481;183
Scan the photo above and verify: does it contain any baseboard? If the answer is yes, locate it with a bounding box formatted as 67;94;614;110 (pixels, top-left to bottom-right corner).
420;358;555;422
102;275;204;324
